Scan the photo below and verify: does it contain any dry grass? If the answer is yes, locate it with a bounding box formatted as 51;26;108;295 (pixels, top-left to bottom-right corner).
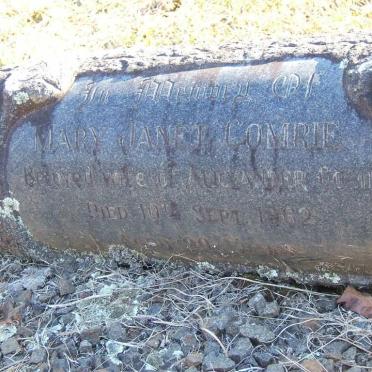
0;0;371;67
0;250;371;370
26;265;372;369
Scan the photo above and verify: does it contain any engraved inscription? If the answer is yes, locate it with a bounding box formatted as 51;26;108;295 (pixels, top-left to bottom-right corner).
7;57;371;262
192;206;242;225
82;82;110;104
357;171;372;190
34;126;103;154
135;63;317;106
271;72;315;99
272;73;300;98
139;201;181;222
224;121;337;150
258;206;315;226
88;202;128;220
23;164;312;192
137;77;229;104
34;121;338;156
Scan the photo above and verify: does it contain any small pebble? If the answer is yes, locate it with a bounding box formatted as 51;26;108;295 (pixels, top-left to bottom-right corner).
51;357;69;372
185;368;199;372
346;367;362;372
248;292;267;315
203;351;236;372
183;352;203;368
80;326;102;346
266;364;285;372
146;351;164;370
315;297;336;313
58;278;75;296
146;334;163;349
1;337;21;355
228;337;253;362
343;346;357;361
324;340;350;358
261;301;280;318
30;347;46;364
254;351;274;367
79;340;93;354
16;325;34;337
240;323;275;344
106;321;126;342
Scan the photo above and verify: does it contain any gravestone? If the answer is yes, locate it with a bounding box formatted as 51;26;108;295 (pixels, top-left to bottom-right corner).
0;36;371;284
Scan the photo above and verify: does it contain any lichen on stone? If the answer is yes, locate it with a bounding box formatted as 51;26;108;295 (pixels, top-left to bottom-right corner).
197;261;217;271
0;324;17;343
106;340;124;366
12;91;29;105
257;265;279;279
0;197;20;221
319;272;341;284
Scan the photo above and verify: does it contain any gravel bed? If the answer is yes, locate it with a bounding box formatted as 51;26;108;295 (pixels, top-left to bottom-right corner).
0;250;371;371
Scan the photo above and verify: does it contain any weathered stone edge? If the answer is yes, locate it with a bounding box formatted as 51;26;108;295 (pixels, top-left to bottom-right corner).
77;33;372;75
1;33;371;129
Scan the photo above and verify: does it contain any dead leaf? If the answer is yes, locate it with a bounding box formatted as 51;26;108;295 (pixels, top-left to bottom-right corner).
337;285;372;318
301;359;325;372
0;300;21;325
302;318;321;332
